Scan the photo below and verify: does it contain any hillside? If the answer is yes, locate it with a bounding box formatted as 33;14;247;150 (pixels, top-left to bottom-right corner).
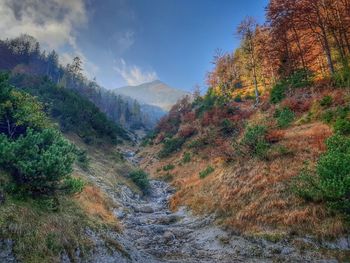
0;35;150;131
139;80;350;263
115;80;189;111
9;74;129;144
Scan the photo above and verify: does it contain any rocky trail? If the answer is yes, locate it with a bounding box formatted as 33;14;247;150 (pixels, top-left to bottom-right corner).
89;149;340;263
2;148;343;263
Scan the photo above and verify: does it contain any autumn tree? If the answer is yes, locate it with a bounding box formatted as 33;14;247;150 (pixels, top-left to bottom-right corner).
207;50;241;100
237;17;260;105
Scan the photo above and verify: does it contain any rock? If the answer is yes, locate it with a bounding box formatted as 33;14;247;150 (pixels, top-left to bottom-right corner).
0;239;16;262
337;237;349;249
114;208;126;219
135;206;154;213
156;215;179;225
281;247;295;255
163;231;175;243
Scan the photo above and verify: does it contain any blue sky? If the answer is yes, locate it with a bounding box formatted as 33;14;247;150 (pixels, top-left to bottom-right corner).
1;0;268;91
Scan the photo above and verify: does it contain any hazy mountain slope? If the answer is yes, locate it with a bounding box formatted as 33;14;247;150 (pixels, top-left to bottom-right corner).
0;35;147;132
115;80;190;111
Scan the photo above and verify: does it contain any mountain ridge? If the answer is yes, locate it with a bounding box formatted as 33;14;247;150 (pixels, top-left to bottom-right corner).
114;80;190;111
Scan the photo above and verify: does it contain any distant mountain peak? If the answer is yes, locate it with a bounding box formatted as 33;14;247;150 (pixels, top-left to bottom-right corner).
114;80;189;111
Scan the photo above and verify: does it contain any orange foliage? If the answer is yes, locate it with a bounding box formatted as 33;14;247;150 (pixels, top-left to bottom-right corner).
75;185;119;228
266;129;285;143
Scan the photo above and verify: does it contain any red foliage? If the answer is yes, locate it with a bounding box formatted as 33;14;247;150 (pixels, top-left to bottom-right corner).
201;108;222;126
178;125;197;139
281;97;311;113
156;95;193;135
156;116;178;135
266;130;285;143
332;90;345;105
182;111;196;123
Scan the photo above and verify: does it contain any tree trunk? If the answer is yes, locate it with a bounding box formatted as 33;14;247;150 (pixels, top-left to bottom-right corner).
322;34;335;75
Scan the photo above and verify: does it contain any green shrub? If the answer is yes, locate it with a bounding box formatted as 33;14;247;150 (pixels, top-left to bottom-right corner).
334;118;350;135
158;137;185;158
182;152;191;163
129;169;150;192
220;119;237;136
163;164;175;171
0;129;76;196
322;107;350;124
195;88;226;116
333;64;350;88
275;107;295;128
199;166;214;179
270;69;313;104
322;109;335;124
320;95;333;107
140;131;157;147
74;148;89;169
242;125;269;159
287;68;313;88
234;94;242;102
293;134;350;215
62;177;85;194
270;82;287;104
188;137;208;149
336;106;350;119
0;75;50;138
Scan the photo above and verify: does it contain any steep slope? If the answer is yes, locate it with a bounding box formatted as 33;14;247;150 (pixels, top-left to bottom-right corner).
0;35;147;131
10;74;129;144
139;80;350;253
115;80;190;111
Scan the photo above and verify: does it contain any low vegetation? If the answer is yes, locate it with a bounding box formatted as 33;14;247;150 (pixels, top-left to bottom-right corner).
163;164;175;171
242;125;269;159
182;152;191;163
129;169;150;193
294;134;350;216
274;107;295;128
158;137;186;158
199;166;214;179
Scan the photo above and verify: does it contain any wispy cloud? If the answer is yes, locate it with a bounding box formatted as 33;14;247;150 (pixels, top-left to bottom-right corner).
0;0;86;49
114;59;158;86
0;0;98;78
113;30;135;54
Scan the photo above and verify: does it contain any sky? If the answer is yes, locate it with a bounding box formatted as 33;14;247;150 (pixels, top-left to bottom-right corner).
0;0;268;92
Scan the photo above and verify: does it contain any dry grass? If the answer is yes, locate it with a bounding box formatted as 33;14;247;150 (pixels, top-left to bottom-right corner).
0;195;94;263
140;88;349;238
0;134;133;262
75;185;120;229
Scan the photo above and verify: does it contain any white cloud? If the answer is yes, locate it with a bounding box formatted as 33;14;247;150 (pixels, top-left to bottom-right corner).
114;59;158;86
0;0;86;49
0;0;99;78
